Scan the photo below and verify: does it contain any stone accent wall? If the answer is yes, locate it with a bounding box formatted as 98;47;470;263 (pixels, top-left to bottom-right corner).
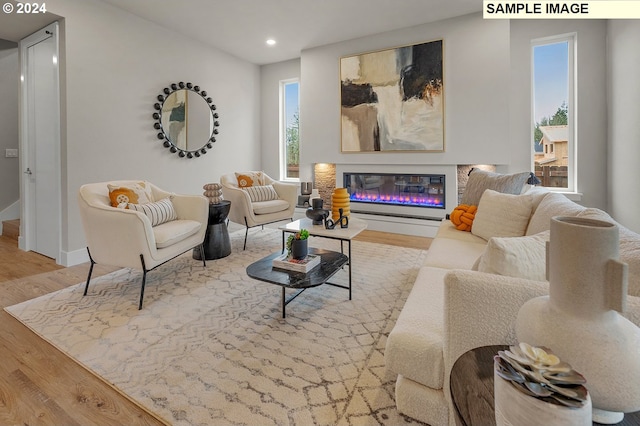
313;163;336;208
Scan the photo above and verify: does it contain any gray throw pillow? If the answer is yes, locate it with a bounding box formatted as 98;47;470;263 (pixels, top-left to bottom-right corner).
461;169;531;206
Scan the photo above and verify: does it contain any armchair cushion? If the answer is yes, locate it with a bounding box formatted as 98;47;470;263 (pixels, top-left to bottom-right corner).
252;199;290;215
235;171;265;188
244;185;279;202
153;219;201;249
127;197;177;226
107;181;153;207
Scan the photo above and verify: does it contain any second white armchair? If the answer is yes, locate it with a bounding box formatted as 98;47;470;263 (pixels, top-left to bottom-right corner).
220;172;297;249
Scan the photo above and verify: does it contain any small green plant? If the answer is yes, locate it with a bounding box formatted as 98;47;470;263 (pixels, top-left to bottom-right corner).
286;229;309;255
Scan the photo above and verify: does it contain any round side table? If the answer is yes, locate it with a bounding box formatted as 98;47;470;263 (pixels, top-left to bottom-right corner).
193;200;231;260
450;345;640;426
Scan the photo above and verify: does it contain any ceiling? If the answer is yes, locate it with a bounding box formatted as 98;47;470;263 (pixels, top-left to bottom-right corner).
0;1;482;64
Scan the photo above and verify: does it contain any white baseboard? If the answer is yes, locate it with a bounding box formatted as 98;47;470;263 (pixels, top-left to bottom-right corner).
61;247;90;267
294;208;441;238
0;200;20;234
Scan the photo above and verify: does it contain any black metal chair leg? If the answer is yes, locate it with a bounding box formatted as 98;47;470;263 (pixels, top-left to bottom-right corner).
200;243;206;267
83;247;95;296
139;254;147;310
243;217;250;250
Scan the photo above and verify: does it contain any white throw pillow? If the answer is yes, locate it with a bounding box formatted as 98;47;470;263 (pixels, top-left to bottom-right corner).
525;192;586;235
472;190;533;241
128;197;177;226
243;185;279;202
477;231;550;281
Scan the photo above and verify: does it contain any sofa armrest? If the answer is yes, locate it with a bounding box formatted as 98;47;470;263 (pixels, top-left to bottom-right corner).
442;270;549;404
272;181;298;206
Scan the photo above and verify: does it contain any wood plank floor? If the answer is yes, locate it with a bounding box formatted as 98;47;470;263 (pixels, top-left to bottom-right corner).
0;230;430;425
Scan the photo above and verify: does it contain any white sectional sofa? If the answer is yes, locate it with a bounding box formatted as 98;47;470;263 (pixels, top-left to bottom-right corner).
385;182;640;426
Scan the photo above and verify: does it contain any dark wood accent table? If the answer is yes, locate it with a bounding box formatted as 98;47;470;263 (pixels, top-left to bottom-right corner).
450;345;640;426
246;247;348;318
193;201;231;260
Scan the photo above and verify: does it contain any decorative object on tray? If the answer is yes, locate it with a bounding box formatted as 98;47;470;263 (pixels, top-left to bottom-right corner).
516;216;640;424
286;229;309;260
272;252;321;273
203;183;223;204
306;198;330;225
494;342;592;426
324;208;349;230
331;188;351;221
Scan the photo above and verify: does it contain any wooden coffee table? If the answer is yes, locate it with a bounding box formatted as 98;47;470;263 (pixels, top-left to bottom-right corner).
450;345;640;426
246;247;348;318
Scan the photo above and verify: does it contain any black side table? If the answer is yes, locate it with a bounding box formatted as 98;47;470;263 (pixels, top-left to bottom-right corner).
193;201;231;260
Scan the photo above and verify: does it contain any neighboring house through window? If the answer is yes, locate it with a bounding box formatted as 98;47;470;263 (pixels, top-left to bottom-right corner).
532;34;575;190
280;79;299;181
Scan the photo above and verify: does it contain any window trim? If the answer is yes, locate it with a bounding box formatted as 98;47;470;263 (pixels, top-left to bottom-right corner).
531;33;576;193
279;78;300;182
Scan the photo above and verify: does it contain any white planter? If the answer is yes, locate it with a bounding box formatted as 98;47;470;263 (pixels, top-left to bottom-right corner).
516;216;640;423
494;370;592;426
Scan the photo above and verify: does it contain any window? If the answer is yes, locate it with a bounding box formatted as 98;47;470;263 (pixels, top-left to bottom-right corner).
280;79;299;180
532;34;575;191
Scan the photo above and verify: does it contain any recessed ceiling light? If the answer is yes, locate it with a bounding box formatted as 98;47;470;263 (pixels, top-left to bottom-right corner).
266;39;276;46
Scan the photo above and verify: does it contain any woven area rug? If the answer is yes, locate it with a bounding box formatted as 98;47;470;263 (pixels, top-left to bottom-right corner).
6;228;427;425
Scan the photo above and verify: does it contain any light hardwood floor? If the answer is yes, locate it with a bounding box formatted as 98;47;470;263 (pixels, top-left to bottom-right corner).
0;230;430;425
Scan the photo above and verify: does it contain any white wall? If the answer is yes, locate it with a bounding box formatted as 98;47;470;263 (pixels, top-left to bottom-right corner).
0;40;19;213
260;58;300;180
607;20;640;232
48;0;261;261
300;13;510;181
509;19;608;210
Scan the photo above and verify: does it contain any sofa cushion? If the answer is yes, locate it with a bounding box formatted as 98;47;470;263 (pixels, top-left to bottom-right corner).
577;208;640;297
477;231;550;281
424;237;487;270
385;267;449;390
472;190;533;241
153;219;201;248
128;197;177;226
526;192;585;235
252;199;290;215
461;169;531;206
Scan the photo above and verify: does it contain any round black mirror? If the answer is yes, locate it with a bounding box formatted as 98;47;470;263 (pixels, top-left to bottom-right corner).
152;82;221;158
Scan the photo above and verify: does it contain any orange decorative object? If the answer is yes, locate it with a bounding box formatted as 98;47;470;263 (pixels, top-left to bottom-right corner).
331;187;351;221
450;204;477;232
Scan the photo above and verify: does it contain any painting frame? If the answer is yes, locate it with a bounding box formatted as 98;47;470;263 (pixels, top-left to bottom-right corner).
340;39;444;153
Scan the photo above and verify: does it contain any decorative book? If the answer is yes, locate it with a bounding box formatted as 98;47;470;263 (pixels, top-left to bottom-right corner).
272;253;321;273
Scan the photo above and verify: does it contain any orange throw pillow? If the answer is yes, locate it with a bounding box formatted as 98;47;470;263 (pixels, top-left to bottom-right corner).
451;204;477;232
235;171;264;188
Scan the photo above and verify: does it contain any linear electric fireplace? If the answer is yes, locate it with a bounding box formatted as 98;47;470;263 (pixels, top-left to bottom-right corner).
344;172;445;210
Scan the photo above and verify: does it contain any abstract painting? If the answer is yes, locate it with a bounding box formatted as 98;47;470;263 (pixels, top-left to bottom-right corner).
340;39;444;152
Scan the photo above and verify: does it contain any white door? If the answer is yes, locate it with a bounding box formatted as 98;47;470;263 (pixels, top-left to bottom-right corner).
20;23;60;261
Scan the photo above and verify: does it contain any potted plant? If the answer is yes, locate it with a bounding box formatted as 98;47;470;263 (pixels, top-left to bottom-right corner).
286;229;309;260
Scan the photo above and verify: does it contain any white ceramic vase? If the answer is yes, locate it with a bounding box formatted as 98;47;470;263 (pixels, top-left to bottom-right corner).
516;216;640;424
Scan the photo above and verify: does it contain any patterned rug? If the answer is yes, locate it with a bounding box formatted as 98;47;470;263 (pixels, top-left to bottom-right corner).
5;228;427;425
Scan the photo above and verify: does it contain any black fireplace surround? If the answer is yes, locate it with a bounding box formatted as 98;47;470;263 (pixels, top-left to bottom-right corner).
343;173;445;209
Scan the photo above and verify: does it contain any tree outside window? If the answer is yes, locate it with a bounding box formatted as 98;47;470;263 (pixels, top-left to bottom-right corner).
282;80;299;180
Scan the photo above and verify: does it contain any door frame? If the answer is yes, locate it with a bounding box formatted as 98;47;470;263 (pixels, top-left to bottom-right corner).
19;22;61;263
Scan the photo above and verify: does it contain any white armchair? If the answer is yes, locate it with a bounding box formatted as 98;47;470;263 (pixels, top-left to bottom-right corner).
220;172;297;249
78;180;208;309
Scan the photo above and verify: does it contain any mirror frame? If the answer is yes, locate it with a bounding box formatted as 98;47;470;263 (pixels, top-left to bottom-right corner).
152;81;220;158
